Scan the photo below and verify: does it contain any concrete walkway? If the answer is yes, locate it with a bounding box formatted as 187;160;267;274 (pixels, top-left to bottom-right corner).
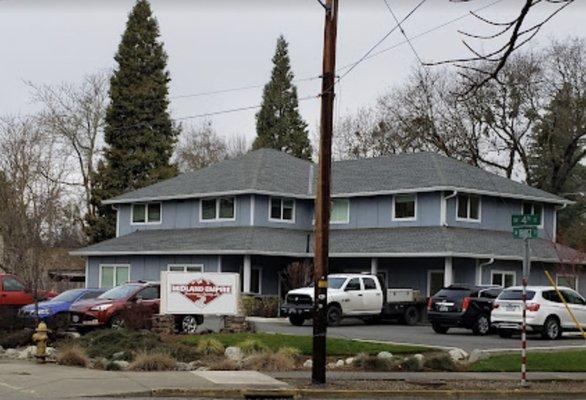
0;360;287;399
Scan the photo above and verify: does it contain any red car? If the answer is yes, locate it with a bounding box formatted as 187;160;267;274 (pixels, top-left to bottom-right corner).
0;274;57;309
69;281;160;330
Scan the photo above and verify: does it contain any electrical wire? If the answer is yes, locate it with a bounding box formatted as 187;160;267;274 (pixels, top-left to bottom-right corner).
381;0;424;65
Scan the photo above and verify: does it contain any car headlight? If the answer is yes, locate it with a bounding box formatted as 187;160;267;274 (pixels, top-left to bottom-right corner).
90;304;113;311
37;308;51;315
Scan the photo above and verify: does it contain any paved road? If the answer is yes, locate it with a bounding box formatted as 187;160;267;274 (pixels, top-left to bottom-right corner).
202;317;586;352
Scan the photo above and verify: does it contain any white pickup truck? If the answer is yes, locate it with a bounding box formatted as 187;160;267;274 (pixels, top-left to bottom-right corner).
280;274;426;326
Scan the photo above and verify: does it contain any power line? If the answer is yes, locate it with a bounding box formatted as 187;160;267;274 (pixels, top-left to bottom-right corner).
170;75;320;100
381;0;424;65
338;0;504;72
336;0;427;83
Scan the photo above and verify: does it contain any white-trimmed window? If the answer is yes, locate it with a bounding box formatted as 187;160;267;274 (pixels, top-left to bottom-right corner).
200;197;235;221
556;274;578;290
522;202;544;228
269;197;295;222
100;265;130;288
131;203;162;224
491;271;516;288
331;199;350;224
168;264;203;273
456;194;481;222
393;194;417;221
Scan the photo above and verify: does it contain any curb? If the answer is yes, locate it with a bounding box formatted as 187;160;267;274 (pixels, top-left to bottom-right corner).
152;388;586;399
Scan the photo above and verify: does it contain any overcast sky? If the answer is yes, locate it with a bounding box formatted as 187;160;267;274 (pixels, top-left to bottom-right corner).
1;0;585;145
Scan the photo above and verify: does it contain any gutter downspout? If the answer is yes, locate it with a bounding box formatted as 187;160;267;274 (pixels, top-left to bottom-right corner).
477;258;495;285
441;191;458;227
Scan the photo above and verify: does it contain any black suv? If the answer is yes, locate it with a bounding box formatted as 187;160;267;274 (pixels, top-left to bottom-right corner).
427;284;502;335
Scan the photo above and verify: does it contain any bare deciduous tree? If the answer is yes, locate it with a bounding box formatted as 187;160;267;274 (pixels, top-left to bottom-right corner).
176;121;250;172
27;72;109;219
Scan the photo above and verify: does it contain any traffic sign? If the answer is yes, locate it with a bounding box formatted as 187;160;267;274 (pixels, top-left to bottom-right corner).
513;226;538;239
512;214;540;227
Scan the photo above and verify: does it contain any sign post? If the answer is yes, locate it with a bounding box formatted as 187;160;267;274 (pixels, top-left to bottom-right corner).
511;214;539;387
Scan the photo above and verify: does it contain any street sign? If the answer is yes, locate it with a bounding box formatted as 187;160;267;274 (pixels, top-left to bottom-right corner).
513;227;538;239
512;214;540;227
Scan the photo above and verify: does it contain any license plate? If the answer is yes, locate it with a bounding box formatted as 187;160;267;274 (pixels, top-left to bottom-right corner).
439;306;449;312
505;305;518;311
82;319;99;326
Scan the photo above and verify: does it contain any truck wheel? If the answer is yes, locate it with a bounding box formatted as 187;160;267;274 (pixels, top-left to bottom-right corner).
432;323;449;334
498;329;513;338
289;315;305;326
472;315;490;336
541;317;562;340
402;306;420;326
327;305;342;327
181;315;199;334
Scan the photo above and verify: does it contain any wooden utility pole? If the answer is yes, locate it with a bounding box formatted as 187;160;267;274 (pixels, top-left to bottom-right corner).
312;0;339;385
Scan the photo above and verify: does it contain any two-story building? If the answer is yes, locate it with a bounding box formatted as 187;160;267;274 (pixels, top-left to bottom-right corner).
73;149;585;297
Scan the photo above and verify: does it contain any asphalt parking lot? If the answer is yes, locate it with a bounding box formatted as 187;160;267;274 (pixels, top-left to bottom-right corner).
202;317;586;352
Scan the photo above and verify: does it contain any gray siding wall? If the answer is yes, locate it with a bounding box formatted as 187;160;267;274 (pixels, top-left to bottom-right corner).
117;196;251;236
445;195;556;239
87;255;221;288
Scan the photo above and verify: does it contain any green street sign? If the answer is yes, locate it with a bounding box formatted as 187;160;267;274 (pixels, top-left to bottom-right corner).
513;226;538;239
512;214;540;227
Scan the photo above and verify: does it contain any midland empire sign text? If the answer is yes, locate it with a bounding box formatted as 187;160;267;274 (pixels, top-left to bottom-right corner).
172;279;232;305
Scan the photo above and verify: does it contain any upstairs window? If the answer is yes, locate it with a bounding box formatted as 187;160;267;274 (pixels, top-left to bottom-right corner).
522;202;543;227
132;203;161;224
201;197;235;221
393;194;416;220
456;194;480;222
331;199;350;224
269;198;295;222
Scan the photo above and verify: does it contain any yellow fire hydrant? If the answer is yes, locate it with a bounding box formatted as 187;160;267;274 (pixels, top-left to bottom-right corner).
32;322;50;364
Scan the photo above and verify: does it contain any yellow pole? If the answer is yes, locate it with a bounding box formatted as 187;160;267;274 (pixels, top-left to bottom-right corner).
544;270;586;340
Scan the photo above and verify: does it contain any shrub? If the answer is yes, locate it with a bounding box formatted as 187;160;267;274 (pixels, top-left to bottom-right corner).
209;358;239;371
238;339;269;355
106;361;122;371
0;328;33;348
128;352;177;371
195;338;225;356
352;353;397;372
118;305;153;330
240;296;280;317
56;345;89;368
277;347;301;361
91;358;107;370
423;353;458;372
0;308;26;332
78;329;162;360
242;351;294;372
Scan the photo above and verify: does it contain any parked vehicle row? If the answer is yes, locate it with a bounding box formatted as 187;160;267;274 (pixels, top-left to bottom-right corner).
428;284;586;340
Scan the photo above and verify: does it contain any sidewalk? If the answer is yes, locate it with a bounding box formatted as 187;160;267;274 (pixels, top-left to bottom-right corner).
2;360;585;399
0;360;287;399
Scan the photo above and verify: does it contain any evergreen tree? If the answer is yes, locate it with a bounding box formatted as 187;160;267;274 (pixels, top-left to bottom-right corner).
253;35;312;160
85;0;178;243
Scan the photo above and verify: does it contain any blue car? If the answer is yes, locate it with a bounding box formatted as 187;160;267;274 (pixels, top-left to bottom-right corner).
19;288;105;329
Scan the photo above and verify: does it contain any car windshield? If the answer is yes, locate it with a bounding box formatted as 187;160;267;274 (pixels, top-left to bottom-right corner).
98;284;141;300
50;289;84;303
499;290;536;301
434;288;471;300
308;277;347;289
328;278;347;289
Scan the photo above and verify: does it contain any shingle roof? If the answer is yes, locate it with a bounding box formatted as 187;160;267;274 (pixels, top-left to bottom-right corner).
71;226;584;264
103;149;568;205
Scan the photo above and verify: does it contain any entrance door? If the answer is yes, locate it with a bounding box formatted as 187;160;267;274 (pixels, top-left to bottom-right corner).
428;271;444;297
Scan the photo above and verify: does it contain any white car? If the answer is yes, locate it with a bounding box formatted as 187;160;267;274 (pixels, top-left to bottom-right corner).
491;286;586;340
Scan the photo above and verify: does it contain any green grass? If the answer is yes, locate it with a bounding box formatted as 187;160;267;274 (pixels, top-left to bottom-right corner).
180;333;428;356
471;350;586;372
